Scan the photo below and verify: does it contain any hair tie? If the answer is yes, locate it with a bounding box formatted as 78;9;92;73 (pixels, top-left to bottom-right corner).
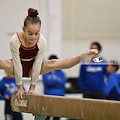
28;12;38;17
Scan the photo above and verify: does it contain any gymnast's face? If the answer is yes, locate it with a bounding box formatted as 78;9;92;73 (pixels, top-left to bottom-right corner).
23;23;40;44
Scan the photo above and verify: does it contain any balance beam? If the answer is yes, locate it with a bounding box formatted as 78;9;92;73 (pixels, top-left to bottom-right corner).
11;93;120;120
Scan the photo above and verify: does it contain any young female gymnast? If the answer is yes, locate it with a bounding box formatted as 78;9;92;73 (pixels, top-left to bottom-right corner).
0;8;98;102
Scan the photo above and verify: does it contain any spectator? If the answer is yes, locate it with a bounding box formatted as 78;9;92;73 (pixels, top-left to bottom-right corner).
104;60;120;100
42;55;67;120
0;73;23;120
78;42;107;99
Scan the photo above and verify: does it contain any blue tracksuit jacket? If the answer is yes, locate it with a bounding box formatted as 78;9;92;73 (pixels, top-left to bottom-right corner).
0;77;17;100
78;57;107;91
104;73;120;100
42;70;67;96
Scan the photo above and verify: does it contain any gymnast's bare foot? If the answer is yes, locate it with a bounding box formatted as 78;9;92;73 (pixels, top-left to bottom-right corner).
80;49;98;64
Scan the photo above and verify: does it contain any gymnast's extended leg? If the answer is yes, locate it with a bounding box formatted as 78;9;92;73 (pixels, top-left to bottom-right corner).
40;49;98;74
0;59;14;77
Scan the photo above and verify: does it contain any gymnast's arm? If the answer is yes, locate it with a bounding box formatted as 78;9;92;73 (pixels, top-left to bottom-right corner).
29;34;47;93
40;49;98;74
9;34;23;86
9;34;26;102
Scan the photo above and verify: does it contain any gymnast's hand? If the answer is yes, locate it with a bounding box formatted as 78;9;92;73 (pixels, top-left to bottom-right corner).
28;89;36;94
80;49;98;64
16;89;27;103
27;84;36;94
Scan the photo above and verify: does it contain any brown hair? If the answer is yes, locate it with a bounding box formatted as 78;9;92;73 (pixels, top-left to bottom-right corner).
24;8;41;27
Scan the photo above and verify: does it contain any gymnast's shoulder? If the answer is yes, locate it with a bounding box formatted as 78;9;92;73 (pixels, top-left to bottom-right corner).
9;33;21;48
37;33;47;48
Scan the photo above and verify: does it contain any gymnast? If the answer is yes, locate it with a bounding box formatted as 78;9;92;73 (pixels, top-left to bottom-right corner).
0;8;98;102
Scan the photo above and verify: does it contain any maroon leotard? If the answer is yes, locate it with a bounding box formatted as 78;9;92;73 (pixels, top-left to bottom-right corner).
19;44;39;77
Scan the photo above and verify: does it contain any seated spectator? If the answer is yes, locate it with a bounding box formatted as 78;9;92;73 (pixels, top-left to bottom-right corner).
0;73;23;120
104;60;120;100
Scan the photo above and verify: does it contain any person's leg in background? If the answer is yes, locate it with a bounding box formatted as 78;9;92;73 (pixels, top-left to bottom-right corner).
83;91;105;99
13;112;23;120
5;100;13;120
45;116;50;120
5;114;13;120
53;117;60;120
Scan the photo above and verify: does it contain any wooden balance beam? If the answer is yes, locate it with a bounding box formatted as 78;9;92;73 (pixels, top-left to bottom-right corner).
11;93;120;120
